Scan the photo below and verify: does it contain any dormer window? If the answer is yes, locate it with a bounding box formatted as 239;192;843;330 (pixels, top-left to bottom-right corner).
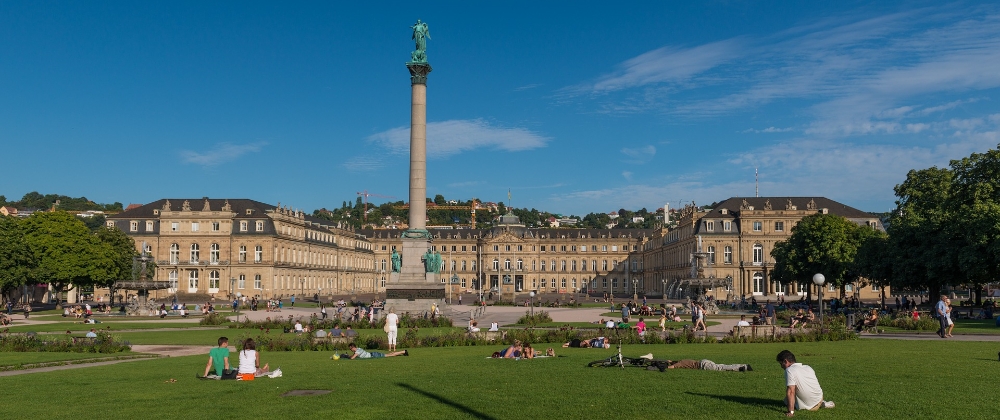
246;209;253;215
706;221;714;232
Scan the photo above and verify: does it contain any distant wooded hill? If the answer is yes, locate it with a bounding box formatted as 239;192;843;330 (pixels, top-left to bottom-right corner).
0;192;123;212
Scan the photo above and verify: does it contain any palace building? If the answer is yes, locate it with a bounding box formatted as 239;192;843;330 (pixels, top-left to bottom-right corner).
105;198;376;301
105;196;885;302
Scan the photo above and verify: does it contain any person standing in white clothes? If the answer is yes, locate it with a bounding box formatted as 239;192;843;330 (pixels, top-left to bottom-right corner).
385;308;399;351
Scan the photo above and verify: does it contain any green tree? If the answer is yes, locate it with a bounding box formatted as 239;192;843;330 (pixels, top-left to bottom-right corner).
0;217;33;298
887;167;962;299
771;214;872;298
949;145;1000;304
93;227;139;286
434;194;446;206
20;212;107;304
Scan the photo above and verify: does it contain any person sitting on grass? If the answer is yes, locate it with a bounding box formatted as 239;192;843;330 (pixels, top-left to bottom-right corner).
500;341;523;358
85;328;97;338
202;336;234;379
237;338;270;380
329;324;343;337
777;349;834;416
662;358;753;372
347;343;407;359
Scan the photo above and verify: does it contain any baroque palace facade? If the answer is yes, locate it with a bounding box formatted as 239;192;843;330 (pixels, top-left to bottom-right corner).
106;198;376;300
107;196;885;301
641;197;886;300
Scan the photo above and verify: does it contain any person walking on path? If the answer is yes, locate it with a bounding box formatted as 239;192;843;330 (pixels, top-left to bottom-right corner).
385;308;400;352
777;350;834;416
945;298;955;337
936;295;949;338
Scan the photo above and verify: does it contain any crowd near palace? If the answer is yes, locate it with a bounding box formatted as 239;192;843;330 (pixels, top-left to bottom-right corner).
84;195;887;304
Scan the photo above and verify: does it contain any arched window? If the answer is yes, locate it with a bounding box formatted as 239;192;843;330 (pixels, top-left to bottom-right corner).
724;246;733;264
254;274;262;289
561;278;567;288
239;246;247;263
541;260;547;271
210;244;220;263
516;259;523;271
168;270;178;290
238;274;246;289
190;244;200;263
571;260;577;271
255;246;263;262
753;272;764;295
209;270;220;289
169;244;179;264
492;258;499;271
504;259;511;271
753;243;763;265
188;270;199;290
561;260;567;271
707;246;716;264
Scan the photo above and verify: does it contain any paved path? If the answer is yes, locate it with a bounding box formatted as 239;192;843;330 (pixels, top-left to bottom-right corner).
0;357;157;377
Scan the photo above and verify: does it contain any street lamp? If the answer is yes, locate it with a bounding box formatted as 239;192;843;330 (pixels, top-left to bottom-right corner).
661;279;667;300
632;278;638;302
529;291;536;317
229;277;235;300
812;273;826;325
300;278;305;303
450;274;459;305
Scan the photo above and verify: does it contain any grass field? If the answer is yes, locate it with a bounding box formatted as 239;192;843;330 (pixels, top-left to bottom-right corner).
0;352;133;367
880;318;1000;335
3;339;999;418
3;322;208;333
504;321;720;329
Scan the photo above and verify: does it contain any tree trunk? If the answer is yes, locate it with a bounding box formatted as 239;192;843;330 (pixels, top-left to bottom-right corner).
975;283;983;306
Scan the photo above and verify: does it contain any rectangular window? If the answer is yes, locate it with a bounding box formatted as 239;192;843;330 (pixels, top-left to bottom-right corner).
561;246;567;251
462;246;467;251
191;222;199;232
540;246;546;252
171;222;179;231
472;246;477;251
212;222;220;231
602;245;608;252
602;278;608;288
571;246;577;252
239;246;247;263
145;221;154;231
611;245;618;252
254;275;262;289
517;245;522;251
238;274;246;289
129;221;138;232
255;221;264;231
494;245;499;251
724;221;732;232
239;221;247;232
591;245;597;252
753;221;762;232
775;221;784;232
706;221;714;232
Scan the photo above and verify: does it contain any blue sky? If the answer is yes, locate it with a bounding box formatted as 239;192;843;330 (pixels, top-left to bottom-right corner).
3;1;1000;216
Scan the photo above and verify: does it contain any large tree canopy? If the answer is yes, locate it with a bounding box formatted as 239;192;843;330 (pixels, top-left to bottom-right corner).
771;213;880;297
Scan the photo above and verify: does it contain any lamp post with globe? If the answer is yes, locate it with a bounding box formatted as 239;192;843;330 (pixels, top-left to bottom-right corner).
812;273;826;325
529;291;536;317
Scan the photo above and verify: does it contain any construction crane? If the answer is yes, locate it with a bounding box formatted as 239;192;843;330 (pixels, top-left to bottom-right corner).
356;191;396;221
396;199;480;227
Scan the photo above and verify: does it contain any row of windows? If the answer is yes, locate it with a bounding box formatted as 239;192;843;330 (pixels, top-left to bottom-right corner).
419;244;638;253
167;270;262;290
169;243;262;264
704;220;785;233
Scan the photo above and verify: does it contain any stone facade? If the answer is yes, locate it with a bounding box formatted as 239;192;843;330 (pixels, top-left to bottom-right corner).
105;198;376;301
639;197;888;300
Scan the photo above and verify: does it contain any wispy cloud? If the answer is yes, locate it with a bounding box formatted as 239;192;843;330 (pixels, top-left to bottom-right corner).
180;142;266;166
742;127;794;134
342;155;385;172
622;171;633;181
514;83;541;92
366;119;550;158
620;145;656;163
566;6;1000;136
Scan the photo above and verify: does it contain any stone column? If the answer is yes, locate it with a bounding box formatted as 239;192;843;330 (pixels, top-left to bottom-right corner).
408;80;427;231
386;61;444;315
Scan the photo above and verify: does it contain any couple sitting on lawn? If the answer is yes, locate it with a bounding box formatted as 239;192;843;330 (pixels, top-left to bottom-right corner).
202;337;276;380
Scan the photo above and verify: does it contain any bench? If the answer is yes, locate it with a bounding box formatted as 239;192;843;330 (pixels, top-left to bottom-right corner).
731;325;784;339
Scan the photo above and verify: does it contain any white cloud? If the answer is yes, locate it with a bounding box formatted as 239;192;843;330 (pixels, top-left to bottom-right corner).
366;119;550;158
622;171;633;181
918;98;981;115
514;83;541;92
620;145;656;163
570;38;745;94
342;156;385;172
742;127;794;134
180;142;266;166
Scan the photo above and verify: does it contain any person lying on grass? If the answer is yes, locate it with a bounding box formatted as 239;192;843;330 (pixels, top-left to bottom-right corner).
662;359;753;372
562;337;611;348
347;343;408;359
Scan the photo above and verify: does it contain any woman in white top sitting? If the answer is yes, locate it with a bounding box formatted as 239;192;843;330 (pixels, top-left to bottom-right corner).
238;338;270;379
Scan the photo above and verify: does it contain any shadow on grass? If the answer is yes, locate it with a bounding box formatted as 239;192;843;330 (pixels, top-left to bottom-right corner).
396;383;497;420
685;392;784;412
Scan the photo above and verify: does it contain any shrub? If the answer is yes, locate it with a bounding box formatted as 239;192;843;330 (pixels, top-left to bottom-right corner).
199;312;230;326
516;311;553;326
881;313;939;331
0;331;131;353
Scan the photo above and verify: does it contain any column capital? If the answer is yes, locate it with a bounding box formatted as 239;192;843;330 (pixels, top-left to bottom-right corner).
406;62;433;85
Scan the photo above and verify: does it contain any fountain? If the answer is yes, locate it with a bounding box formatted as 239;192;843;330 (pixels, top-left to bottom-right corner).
111;242;171;315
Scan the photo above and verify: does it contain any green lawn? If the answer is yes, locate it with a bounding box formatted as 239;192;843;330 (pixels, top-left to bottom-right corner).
880;318;1000;335
115;327;466;345
4;322;210;333
0;352;133;367
1;339;997;418
504;321;720;328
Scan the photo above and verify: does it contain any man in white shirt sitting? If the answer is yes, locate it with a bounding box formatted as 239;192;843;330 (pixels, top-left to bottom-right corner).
736;315;751;327
488;322;499;332
777;350;834;417
294;321;304;334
